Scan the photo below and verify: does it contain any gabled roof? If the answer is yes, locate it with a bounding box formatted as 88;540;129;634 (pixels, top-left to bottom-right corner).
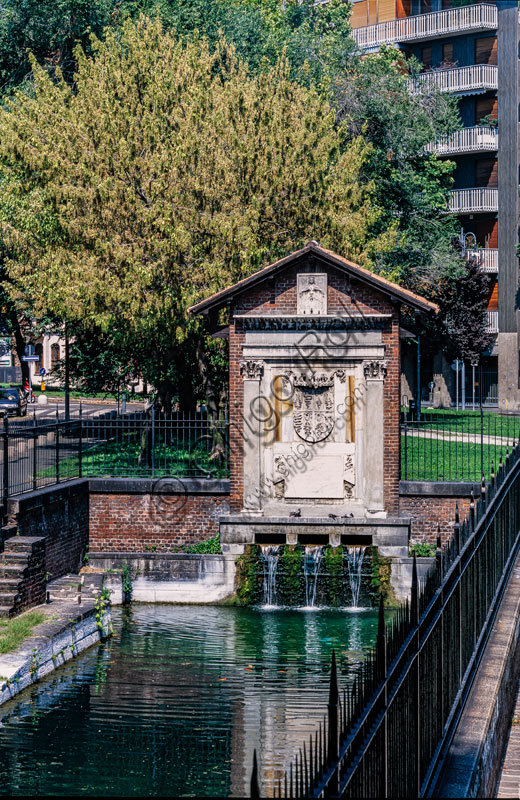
188;242;439;316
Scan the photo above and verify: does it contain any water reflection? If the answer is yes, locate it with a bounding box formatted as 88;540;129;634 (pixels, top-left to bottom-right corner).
0;605;379;797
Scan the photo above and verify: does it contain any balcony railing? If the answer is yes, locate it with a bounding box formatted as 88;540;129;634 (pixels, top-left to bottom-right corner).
466;248;498;273
486;311;498;333
414;64;498;94
426;126;498;155
449;188;498;213
352;3;497;49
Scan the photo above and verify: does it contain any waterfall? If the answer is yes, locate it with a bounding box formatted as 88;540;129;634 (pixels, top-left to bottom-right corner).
303;546;325;608
261;546;281;606
345;546;367;608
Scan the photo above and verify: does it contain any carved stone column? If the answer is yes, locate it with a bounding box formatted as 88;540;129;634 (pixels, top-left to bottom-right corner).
239;360;264;512
363;360;387;513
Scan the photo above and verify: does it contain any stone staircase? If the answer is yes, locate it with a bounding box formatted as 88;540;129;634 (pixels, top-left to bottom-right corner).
0;536;46;617
47;573;104;604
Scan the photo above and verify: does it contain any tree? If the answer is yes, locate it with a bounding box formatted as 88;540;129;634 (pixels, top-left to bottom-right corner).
0;0;119;92
418;254;492;366
0;17;391;410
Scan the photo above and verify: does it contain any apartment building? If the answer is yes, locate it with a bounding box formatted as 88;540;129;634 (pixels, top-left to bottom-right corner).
350;0;518;408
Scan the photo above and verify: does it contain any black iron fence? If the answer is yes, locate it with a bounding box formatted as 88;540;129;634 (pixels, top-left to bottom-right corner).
258;442;520;798
0;409;229;508
401;408;520;482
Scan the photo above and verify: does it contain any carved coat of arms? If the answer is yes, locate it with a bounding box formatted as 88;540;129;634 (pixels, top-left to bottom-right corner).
293;375;334;443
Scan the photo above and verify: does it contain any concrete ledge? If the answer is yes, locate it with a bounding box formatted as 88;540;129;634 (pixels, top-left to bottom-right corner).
88;477;230;495
0;602;111;707
7;479;89;514
434;550;520;797
400;480;480;497
220;515;411;526
90;552;237;605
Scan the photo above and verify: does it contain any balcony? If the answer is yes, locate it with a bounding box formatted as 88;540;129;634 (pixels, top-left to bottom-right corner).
352;3;497;50
414;64;498;95
425;126;498;156
485;311;498;333
465;248;498;273
449;188;498;214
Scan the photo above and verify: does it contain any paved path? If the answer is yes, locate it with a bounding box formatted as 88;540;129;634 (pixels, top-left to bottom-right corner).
496;686;520;798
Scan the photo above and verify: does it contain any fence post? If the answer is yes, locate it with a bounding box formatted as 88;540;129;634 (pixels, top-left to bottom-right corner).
436;532;443;582
2;414;8;517
411;554;421;795
327;649;340;795
480;404;484;478
377;595;388;799
55;408;60;484
32;411;38;491
454;504;461;555
250;750;260;800
78;403;83;478
403;408;408;481
151;403;155;478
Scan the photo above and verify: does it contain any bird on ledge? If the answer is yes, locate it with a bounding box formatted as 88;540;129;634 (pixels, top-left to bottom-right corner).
289;508;301;517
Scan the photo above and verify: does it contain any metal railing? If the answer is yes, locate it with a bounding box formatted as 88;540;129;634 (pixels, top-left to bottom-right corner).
425;125;498;156
466;248;498;273
401;409;515;482
449;188;498;213
0;410;230;509
258;440;520;798
486;310;499;333
352;3;497;49
413;64;498;94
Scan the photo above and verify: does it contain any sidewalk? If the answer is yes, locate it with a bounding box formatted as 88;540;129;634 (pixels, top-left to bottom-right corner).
496;688;520;798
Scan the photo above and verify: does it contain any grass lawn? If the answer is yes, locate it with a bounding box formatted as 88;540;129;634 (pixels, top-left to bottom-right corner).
405;409;520;441
39;433;228;480
0;610;46;655
401;436;508;482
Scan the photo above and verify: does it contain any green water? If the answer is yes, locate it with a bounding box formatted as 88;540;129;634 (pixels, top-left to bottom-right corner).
0;604;379;797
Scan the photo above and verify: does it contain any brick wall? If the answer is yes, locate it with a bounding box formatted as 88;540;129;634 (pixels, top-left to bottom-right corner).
228;256;401;514
89;493;230;552
400;484;476;544
6;480;89;579
88;479;231;552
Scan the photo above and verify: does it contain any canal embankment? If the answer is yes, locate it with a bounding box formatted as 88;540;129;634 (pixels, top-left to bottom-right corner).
0;590;111;707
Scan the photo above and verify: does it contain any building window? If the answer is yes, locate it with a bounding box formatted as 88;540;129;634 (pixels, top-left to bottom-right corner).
51;343;60;369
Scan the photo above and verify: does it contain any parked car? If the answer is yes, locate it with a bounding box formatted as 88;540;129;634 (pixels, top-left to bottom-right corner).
0;386;27;416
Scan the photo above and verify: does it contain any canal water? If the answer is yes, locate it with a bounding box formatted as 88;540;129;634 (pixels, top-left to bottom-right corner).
0;605;379;797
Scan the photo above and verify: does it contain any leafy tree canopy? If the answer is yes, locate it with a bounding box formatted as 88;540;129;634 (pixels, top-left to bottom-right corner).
0;17;392;406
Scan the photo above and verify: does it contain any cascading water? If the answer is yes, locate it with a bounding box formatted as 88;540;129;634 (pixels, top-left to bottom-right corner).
303;546;325;608
345;546;367;608
261;546;281;606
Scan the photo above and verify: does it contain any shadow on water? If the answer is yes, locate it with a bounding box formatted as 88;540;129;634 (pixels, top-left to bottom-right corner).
0;604;380;797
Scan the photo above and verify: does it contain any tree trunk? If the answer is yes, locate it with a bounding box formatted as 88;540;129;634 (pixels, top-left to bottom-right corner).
11;313;30;386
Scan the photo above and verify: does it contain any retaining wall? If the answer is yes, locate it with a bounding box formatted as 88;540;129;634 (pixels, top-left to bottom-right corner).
88;478;231;552
399;481;478;544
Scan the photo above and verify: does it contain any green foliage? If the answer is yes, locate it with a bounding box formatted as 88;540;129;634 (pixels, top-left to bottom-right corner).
121;560;132;602
185;535;222;554
409;542;436;558
94;589;111;632
0;610;46;654
278;544;304;606
323;545;344;607
0;17;388;409
234;544;262;606
369;546;396;606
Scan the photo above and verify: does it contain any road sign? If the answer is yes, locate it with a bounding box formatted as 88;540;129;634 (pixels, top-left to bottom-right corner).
24;344;35;356
40;367;46;376
22;355;39;362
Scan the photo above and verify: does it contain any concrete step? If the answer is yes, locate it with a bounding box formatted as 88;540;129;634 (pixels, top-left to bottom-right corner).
0;551;29;563
0;561;27;578
0;593;17;606
0;577;21;591
3;536;44;553
0;605;12;618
